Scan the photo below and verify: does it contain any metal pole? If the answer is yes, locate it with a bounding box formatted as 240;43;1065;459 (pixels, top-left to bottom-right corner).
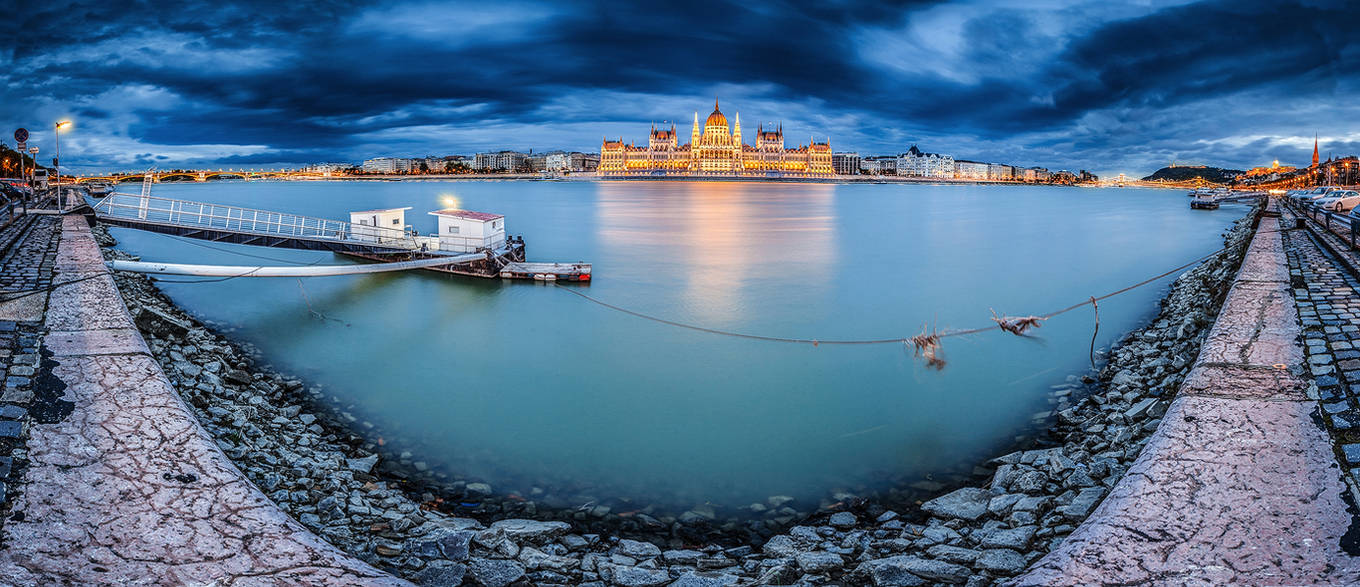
54;123;61;210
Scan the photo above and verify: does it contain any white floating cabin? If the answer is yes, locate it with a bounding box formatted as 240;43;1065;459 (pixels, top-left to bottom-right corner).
429;209;506;253
349;207;411;244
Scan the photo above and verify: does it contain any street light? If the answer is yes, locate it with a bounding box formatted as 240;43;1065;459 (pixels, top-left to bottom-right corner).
54;120;71;209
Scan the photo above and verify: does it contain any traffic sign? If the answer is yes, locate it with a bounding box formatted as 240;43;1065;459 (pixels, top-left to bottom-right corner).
16;141;25;152
13;128;27;143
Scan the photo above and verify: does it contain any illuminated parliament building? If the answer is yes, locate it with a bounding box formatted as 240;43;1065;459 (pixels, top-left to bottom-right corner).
599;99;834;178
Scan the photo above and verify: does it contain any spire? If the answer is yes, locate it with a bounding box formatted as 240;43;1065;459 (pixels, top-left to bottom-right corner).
714;97;720;112
1314;133;1320;167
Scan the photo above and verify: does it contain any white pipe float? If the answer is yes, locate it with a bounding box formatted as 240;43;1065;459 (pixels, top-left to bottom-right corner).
107;253;485;278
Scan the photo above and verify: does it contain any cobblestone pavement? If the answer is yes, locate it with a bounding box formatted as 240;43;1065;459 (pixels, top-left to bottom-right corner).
1283;215;1360;485
0;216;59;295
0;214;61;540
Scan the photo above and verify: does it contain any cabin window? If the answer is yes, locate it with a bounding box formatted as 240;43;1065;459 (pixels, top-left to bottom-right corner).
392;218;400;225
493;220;502;230
448;226;460;234
358;220;370;226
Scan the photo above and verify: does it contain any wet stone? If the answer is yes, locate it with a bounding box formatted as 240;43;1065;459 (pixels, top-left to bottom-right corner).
0;420;23;440
921;487;992;521
467;558;525;587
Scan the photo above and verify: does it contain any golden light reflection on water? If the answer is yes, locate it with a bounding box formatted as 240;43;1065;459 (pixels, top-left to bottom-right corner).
595;181;837;323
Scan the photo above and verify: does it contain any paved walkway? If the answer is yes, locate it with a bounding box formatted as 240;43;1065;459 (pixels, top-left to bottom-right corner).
1016;204;1360;585
0;215;407;585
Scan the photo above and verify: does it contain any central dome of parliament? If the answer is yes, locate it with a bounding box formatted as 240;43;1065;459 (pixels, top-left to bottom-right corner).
704;99;727;128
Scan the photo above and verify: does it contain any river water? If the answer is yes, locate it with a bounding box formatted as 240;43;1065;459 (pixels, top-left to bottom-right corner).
107;180;1244;514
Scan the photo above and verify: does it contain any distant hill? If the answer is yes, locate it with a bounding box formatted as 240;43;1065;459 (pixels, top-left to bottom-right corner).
1141;166;1244;183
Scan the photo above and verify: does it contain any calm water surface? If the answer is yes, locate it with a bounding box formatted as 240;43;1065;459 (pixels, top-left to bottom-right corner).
108;180;1244;512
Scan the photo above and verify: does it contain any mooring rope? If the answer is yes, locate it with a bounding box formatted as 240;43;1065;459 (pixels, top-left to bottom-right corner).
554;227;1256;366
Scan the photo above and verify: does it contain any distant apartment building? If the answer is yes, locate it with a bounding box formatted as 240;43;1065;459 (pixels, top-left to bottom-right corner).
861;156;897;175
305;162;350;174
1022;167;1051;182
574;153;600;172
897;146;955;179
362;157;413;173
832;152;861;175
987;163;1015;181
954;160;989;180
445;155;475;171
475;151;529;172
1050;170;1078;184
545;152;600;172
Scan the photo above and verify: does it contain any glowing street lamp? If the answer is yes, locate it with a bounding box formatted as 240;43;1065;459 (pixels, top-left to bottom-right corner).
54;120;71;209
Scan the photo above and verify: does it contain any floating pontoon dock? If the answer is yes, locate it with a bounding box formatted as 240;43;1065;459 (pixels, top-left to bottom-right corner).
89;192;590;281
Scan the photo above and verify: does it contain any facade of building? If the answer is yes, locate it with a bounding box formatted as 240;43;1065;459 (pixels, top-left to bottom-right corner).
474;151;529;172
1022;167;1051;182
832;152;860;175
861;156;897;175
362;157;413;174
897;146;955;179
545;152;601;172
954;160;989;180
305;162;351;174
988;163;1015;181
349;207;411;244
598;99;833;178
429;209;506;253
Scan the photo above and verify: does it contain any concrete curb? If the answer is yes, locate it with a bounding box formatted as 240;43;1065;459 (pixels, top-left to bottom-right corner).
0;216;410;585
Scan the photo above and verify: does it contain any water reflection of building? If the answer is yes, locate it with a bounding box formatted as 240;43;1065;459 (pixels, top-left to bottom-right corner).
599;99;834;178
595;182;837;322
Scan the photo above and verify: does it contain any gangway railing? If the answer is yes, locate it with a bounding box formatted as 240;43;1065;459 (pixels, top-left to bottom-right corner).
91;193;421;253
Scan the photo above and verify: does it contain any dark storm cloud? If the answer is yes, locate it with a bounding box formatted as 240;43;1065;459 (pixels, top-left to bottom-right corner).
5;0;1359;174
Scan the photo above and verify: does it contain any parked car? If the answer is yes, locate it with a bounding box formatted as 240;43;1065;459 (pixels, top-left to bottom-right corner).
1293;187;1341;203
1321;190;1360;213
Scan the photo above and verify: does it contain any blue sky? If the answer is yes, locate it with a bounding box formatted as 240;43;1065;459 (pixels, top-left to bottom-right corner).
4;0;1358;177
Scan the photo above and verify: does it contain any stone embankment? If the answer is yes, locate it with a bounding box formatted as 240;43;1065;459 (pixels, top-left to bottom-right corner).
93;203;1259;586
1016;200;1360;585
0;215;405;585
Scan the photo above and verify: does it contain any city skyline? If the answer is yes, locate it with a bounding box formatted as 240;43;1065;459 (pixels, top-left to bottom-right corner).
6;1;1359;178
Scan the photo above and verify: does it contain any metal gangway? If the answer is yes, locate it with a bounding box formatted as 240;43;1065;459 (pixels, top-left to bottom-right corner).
90;192;425;255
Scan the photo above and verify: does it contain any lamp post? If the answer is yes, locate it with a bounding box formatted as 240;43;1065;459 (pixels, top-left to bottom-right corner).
54;120;70;209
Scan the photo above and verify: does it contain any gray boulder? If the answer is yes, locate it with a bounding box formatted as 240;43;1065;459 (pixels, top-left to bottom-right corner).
618;538;663;559
479;519;571;544
603;564;672;587
467;558;525;587
921;488;991;521
850;555;971;585
762;535;802;557
978;525;1036;550
975;549;1026;574
412;562;467;587
829;511;857;528
794;551;844;573
668;571;742;586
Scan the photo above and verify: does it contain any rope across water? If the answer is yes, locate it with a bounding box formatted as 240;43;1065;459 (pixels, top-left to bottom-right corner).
553;229;1261;349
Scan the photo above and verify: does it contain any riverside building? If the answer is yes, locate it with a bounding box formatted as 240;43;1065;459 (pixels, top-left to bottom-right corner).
832;152;861;175
598;99;833;178
897;146;955;179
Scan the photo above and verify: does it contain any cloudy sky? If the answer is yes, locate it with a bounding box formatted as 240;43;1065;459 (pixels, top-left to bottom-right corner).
5;0;1358;177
